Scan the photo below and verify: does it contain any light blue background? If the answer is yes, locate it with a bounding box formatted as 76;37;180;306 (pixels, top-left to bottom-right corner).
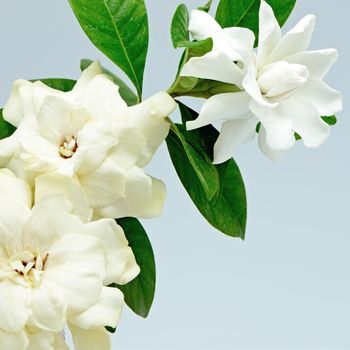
0;1;349;349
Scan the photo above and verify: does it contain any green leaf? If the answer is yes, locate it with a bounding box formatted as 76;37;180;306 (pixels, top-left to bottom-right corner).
34;78;76;92
322;115;337;126
166;102;247;239
68;0;149;98
116;218;156;318
216;0;296;45
198;0;213;12
171;4;190;48
80;59;138;106
0;109;16;140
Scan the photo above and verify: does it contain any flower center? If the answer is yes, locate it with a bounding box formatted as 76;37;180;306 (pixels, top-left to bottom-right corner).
5;251;49;287
257;61;309;101
59;135;78;159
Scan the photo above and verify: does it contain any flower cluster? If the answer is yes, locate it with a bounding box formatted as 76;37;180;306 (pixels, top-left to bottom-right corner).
0;62;176;349
181;1;342;162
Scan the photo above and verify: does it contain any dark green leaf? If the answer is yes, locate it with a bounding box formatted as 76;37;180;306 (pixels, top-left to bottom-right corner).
322;115;337;126
166;102;247;238
216;0;296;45
33;78;76;92
68;0;149;97
0;109;16;140
171;4;190;48
105;326;116;334
80;59;138;106
116;218;156;318
198;0;213;12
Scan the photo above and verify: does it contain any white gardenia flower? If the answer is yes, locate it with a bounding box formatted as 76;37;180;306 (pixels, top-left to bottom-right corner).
0;169;139;350
181;1;342;162
0;61;176;218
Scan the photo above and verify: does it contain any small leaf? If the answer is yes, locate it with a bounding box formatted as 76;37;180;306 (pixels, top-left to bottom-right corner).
198;0;213;12
116;218;156;318
171;4;190;48
68;0;149;98
80;59;138;106
105;326;116;334
34;78;76;92
322;115;337;126
166;102;247;238
0;109;16;140
216;0;296;45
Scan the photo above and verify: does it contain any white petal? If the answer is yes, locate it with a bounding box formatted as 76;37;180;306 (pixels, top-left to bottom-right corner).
23;196;81;253
284;49;339;79
0;329;28;350
249;100;295;150
79;158;127;209
223;27;255;53
257;1;282;65
44;234;105;314
189;9;223;42
81;75;128;122
299;77;342;116
69;287;124;329
52;333;69;350
286;97;331;148
243;72;277;108
69;324;110;350
3;80;35;127
187;92;251;130
0;168;32;208
27;329;56;350
73;61;103;94
258;125;284;161
213;116;258;164
128;92;174;166
80;219;139;285
95;166;165;219
35;173;92;224
37;96;75;145
0;135;19;167
27;285;66;332
181;51;244;85
268;15;316;63
0;282;31;332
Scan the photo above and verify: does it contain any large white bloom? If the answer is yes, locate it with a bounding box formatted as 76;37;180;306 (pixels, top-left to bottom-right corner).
181;1;342;162
0;169;139;349
1;61;176;218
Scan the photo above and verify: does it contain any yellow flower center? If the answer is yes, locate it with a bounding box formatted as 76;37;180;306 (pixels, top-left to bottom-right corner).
59;135;78;159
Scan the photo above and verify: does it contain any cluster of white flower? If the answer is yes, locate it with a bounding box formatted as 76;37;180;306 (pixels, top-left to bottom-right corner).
0;61;176;349
181;1;342;163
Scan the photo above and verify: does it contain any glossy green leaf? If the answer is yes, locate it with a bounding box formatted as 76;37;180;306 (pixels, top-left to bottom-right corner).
68;0;149;98
166;102;247;239
0;109;16;140
198;0;213;12
116;218;156;318
322;115;337;126
216;0;296;45
171;4;190;48
80;59;138;106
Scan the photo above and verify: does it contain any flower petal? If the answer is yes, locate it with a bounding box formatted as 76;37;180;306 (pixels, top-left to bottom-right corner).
0;282;31;332
181;51;244;85
0;329;28;350
257;0;282;65
44;234;105;314
249;100;295;150
69;324;111;350
72;61;103;94
81;75;128;122
27;329;56;350
267;15;316;63
213;116;258;164
223;27;255;53
189;9;223;42
79;158;127;209
128;92;174;167
35;173;92;224
80;219;139;285
69;287;124;329
299;77;342;116
284;49;339;79
187;91;251;130
258;125;284;161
